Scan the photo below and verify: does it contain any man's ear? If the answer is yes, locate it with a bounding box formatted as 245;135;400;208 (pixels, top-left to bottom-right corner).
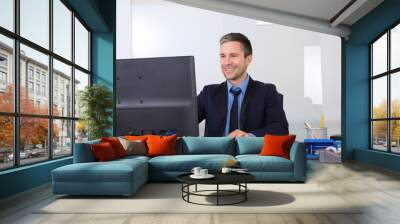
246;54;253;65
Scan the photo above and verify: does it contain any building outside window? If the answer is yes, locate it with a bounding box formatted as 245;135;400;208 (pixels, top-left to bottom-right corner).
371;23;400;154
28;81;34;94
28;68;34;80
0;54;7;89
42;85;46;97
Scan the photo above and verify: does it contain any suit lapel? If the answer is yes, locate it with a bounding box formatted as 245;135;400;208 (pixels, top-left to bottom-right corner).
240;77;255;130
216;82;228;136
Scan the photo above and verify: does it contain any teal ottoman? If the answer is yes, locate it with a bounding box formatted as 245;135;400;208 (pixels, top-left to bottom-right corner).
52;156;148;196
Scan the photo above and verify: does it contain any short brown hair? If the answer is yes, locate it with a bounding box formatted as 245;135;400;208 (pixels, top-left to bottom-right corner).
220;33;252;57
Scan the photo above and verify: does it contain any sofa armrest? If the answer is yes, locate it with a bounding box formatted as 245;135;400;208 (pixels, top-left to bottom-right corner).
289;142;307;181
73;140;100;163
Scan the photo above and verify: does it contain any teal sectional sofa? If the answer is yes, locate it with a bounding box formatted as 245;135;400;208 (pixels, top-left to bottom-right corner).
52;137;306;196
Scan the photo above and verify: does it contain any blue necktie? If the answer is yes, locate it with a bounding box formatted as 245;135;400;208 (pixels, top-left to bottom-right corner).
229;86;242;132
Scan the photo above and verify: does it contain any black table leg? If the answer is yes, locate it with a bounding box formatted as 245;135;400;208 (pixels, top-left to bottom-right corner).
217;184;219;206
245;183;247;201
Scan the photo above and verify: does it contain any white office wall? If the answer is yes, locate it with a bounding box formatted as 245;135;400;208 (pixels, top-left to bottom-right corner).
116;0;341;139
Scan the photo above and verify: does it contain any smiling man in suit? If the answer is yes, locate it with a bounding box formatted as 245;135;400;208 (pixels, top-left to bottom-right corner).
197;33;289;137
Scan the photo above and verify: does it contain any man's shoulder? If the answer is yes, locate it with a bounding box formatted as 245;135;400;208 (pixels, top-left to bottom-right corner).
201;82;226;93
251;79;277;92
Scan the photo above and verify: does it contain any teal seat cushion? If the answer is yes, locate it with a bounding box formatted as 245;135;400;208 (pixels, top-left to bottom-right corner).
181;137;235;155
236;155;293;172
148;154;235;172
236;137;264;155
53;159;147;183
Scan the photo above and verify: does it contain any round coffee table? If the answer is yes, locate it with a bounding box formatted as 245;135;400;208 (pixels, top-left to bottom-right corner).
177;172;255;206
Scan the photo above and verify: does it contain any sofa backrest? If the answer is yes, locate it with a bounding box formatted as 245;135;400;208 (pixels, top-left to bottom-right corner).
73;139;100;163
180;137;235;155
235;137;264;155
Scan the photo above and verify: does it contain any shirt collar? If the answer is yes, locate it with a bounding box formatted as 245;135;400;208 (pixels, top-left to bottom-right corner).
227;74;250;94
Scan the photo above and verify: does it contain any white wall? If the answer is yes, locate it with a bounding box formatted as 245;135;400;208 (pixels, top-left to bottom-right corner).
117;0;341;140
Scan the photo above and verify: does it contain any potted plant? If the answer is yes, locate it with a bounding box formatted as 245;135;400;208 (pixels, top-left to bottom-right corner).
79;84;113;140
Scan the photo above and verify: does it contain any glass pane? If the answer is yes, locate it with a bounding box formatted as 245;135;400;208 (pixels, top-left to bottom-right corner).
372;77;387;119
392;24;400;70
20;117;49;165
53;0;72;60
0;34;14;112
391;120;400;153
372;121;388;151
74;18;89;70
372;33;387;76
391;72;400;118
20;44;49;115
53;119;72;158
0;0;14;31
53;59;72;117
75;120;88;143
74;69;89;118
20;0;49;49
0;116;14;170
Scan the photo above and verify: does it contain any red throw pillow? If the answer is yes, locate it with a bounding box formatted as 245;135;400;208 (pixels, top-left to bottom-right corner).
101;137;127;158
146;134;177;157
259;134;296;159
91;142;117;161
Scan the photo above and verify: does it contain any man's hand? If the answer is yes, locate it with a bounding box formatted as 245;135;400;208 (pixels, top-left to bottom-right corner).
228;129;250;138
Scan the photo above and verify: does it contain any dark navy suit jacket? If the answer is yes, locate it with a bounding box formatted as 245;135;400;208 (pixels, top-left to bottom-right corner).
197;77;289;137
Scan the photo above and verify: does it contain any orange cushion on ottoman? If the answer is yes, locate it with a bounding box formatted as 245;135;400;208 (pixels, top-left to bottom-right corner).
91;142;117;161
146;134;177;157
101;137;127;158
260;134;296;159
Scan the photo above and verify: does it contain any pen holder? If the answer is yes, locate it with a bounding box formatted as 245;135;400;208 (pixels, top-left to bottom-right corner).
306;127;327;139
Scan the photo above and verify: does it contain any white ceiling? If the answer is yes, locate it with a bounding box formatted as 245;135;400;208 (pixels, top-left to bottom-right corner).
166;0;384;38
226;0;353;22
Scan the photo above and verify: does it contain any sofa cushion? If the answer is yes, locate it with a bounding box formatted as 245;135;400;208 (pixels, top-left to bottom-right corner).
181;137;235;155
260;134;296;159
52;160;146;183
147;135;177;157
236;137;263;155
148;154;235;172
236;155;293;172
124;135;148;142
91;142;118;161
118;137;147;156
101;137;127;158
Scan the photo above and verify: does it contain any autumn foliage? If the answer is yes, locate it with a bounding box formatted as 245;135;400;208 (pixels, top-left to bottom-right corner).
372;99;400;141
0;84;59;150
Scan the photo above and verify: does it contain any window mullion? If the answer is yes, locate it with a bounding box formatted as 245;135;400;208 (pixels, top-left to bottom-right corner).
71;10;76;154
48;0;53;160
388;30;391;152
13;0;20;166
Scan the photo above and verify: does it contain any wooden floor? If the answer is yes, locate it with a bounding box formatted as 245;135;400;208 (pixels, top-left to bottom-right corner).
1;160;400;224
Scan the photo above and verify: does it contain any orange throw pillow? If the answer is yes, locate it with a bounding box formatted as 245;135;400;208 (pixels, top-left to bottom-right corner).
101;137;127;158
146;134;177;157
260;134;296;159
124;135;148;141
91;142;117;161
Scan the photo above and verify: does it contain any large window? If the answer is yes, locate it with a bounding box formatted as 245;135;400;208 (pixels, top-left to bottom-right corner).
371;23;400;153
0;0;91;170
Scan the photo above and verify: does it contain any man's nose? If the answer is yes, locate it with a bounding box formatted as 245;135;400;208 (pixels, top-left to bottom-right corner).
223;57;232;65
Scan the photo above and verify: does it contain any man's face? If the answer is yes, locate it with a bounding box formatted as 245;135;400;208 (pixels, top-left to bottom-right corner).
220;41;252;82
